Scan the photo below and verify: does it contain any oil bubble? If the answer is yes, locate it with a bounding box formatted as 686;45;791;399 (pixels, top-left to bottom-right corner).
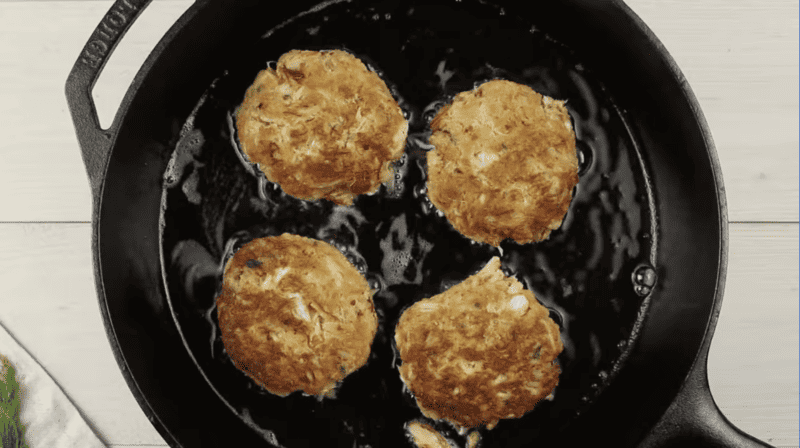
632;264;657;297
422;100;449;124
257;176;270;201
347;256;368;275
633;265;656;286
419;200;435;216
423;110;438;124
369;278;382;293
577;140;593;176
547;308;564;327
164;173;178;187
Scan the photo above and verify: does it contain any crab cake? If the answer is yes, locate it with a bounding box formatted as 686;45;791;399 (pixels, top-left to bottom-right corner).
394;257;563;430
426;79;579;246
236;49;408;205
466;431;481;448
216;233;378;397
406;421;453;448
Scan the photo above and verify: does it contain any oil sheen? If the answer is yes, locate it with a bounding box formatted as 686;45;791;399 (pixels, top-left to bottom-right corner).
159;2;657;447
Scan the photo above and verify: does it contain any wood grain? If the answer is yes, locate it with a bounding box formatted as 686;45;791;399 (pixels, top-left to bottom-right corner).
0;1;191;223
625;0;799;223
0;223;795;446
0;0;796;222
708;224;799;447
0;223;158;446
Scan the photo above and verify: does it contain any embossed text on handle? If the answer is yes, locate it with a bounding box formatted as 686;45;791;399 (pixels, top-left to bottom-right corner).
80;0;146;68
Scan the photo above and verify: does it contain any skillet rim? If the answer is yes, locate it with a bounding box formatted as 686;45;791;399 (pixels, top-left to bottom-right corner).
75;0;730;445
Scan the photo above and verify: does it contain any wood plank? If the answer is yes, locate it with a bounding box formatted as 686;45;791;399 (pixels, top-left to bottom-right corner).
708;223;799;447
0;222;795;446
0;223;164;446
0;1;192;223
625;0;799;222
0;0;796;222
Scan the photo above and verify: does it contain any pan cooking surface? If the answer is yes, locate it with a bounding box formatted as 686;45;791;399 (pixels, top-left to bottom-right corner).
159;1;657;446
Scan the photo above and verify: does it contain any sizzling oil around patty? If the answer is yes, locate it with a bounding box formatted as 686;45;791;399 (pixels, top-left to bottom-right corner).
159;2;657;446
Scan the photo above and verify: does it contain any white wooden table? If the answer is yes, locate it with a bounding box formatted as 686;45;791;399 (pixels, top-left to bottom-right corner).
0;0;797;447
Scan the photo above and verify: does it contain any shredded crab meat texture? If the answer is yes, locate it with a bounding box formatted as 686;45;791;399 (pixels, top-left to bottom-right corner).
262;266;290;288
509;294;528;311
474;151;498;168
291;293;311;321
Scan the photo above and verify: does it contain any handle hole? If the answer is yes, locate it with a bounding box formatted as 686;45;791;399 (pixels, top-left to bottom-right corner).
91;0;193;130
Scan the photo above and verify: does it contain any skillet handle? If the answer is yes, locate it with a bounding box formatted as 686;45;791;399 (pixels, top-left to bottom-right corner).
639;348;774;448
65;0;154;199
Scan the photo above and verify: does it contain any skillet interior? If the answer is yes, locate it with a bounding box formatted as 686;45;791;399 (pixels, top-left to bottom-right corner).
159;1;656;446
93;0;723;446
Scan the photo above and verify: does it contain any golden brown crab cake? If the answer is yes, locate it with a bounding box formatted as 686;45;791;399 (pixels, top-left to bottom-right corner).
236;49;408;205
426;79;579;246
216;233;378;398
394;257;563;430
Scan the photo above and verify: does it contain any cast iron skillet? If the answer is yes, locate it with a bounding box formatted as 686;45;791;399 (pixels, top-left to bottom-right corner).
66;0;773;446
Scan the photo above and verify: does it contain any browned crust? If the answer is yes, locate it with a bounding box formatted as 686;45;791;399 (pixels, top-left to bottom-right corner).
216;234;378;397
235;49;408;205
426;79;579;246
395;257;563;429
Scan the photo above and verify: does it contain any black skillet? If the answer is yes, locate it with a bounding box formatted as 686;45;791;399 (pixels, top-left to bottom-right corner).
65;0;774;446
